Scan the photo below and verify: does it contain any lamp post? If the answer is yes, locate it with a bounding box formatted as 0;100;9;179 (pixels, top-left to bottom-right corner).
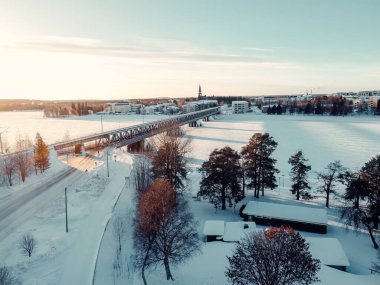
106;150;109;177
282;174;285;188
65;187;68;232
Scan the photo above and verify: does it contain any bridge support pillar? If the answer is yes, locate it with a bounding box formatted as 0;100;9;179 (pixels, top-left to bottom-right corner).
74;143;84;154
127;140;144;153
189;121;201;127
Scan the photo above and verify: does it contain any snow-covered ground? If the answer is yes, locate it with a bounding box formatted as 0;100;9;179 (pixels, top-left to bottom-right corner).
1;112;380;284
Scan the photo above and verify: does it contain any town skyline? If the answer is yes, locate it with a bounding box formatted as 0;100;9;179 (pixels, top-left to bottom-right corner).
0;0;379;101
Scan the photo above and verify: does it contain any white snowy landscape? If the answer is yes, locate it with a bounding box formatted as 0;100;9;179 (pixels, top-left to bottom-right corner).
1;111;380;285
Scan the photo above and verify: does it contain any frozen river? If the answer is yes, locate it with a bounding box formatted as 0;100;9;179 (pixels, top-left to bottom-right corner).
1;111;379;172
0;111;167;148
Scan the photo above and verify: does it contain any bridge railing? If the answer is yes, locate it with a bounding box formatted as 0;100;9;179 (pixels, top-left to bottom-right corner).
53;107;219;151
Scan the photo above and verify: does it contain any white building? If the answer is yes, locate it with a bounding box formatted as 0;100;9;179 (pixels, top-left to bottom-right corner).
106;102;144;114
369;96;380;111
106;102;132;113
232;101;249;113
183;100;218;113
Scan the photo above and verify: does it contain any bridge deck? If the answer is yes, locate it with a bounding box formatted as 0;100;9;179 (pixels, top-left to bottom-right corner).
53;107;219;151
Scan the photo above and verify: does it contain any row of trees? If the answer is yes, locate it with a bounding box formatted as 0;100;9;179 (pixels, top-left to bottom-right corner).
133;130;200;284
198;133;279;210
43;102;105;118
198;132;380;248
0;133;49;186
259;96;352;116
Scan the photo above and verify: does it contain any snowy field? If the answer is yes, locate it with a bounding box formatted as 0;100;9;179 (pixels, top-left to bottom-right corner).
1;111;380;284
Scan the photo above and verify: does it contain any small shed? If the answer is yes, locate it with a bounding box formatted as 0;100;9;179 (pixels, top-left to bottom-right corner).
306;237;350;271
203;220;225;242
223;222;257;242
242;201;328;234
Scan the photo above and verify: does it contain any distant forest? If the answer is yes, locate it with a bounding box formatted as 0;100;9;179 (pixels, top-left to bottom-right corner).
43;101;106;118
0;99;44;111
0;99;107;117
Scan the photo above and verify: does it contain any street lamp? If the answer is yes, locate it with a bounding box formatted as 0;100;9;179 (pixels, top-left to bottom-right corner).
106;150;109;177
65;187;68;232
282;174;285;188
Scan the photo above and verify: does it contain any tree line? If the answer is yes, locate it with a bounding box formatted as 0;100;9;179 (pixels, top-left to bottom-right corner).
43;101;105;118
197;132;380;249
0;133;50;187
257;95;380;116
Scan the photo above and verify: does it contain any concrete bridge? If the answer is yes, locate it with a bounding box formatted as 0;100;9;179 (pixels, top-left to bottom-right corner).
53;107;219;153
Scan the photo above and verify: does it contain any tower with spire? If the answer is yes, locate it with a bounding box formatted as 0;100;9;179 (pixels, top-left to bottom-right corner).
198;84;206;100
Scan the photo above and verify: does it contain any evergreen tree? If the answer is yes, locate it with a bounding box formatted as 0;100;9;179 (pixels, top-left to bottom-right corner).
199;146;243;210
288;150;312;200
241;133;279;198
341;169;379;249
33;133;50;173
276;104;282;115
304;102;313;114
361;155;380;230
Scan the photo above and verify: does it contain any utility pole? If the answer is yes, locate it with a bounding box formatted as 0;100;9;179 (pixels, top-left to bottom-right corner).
65;187;68;232
0;131;3;154
100;115;104;133
106;151;109;177
0;127;8;154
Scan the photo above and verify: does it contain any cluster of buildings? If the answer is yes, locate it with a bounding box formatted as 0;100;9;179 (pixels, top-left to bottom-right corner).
103;86;380;116
254;90;380;114
333;90;380;113
104;85;251;115
105;102;179;115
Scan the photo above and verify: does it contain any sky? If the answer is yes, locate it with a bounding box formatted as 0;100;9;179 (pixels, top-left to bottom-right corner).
0;0;379;100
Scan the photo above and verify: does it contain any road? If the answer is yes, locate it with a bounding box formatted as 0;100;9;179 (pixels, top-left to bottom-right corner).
0;154;97;238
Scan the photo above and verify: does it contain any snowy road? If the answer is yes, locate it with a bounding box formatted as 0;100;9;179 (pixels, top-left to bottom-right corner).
0;168;78;238
0;154;96;239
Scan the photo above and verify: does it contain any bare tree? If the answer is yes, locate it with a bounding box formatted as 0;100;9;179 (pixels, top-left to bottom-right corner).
134;178;176;285
0;264;20;285
151;197;200;281
150;128;191;191
316;160;346;208
1;155;16;186
19;233;36;257
112;215;127;253
14;133;32;183
133;156;152;201
226;227;320;285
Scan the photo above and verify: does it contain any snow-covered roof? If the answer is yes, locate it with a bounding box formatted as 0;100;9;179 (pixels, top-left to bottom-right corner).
203;220;225;236
243;201;327;225
306;237;350;267
223;222;256;242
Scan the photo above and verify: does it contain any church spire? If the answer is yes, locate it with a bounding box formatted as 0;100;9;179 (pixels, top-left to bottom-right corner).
198;84;202;99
